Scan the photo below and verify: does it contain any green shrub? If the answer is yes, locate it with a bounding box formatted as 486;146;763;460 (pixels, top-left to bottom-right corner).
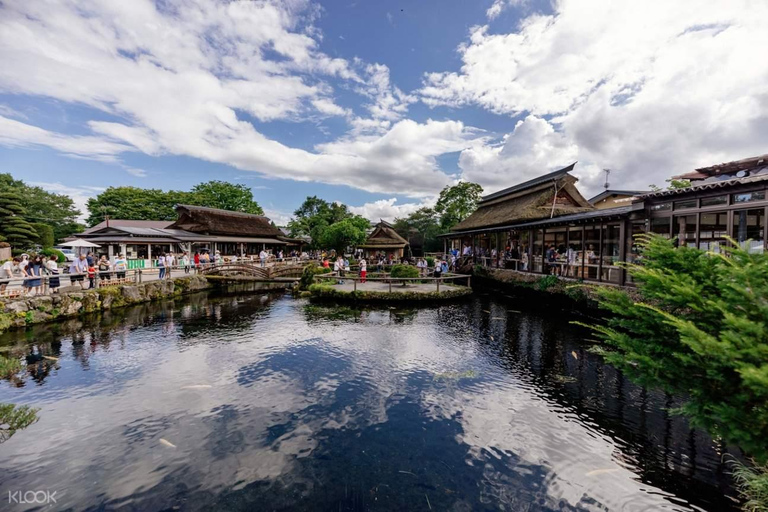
299;264;332;290
0;355;22;379
535;275;559;291
40;248;66;263
425;257;435;268
390;264;419;279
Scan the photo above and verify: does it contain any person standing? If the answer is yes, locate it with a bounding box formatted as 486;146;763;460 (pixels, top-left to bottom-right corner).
165;252;174;279
23;255;44;296
86;252;94;266
359;258;367;283
259;249;268;267
69;254;88;289
114;253;127;280
193;251;200;269
98;255;111;283
181;252;190;274
433;258;442;279
45;256;60;294
0;257;20;293
87;261;97;289
157;253;166;280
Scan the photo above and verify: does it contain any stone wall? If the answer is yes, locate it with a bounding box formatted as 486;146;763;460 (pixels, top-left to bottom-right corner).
0;275;211;333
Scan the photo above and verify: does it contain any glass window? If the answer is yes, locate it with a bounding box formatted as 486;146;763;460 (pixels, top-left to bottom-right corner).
531;229;543;273
732;191;766;204
701;195;727;207
625;222;646;284
699;212;728;252
650;217;671;238
567;227;583;278
650;202;672;211
733;209;765;254
583;225;601;281
674;199;697;210
601;224;621;283
674;214;697;247
543;227;567;275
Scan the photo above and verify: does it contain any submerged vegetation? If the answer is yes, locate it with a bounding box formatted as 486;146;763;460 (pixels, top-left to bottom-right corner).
582;234;768;509
0;354;39;443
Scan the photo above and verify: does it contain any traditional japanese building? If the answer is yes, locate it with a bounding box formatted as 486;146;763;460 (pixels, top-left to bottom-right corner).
358;220;410;260
78;205;290;267
442;154;768;286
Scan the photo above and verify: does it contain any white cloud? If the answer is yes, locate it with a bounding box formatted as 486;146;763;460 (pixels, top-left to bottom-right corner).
486;0;526;20
425;0;768;193
125;168;147;178
262;207;293;227
0;0;477;199
29;182;105;222
349;198;431;223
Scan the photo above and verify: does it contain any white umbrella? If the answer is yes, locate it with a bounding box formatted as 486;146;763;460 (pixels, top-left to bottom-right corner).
59;239;101;248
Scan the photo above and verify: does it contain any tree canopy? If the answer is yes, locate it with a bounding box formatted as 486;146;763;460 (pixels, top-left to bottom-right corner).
317;216;370;254
85;180;264;226
0;173;83;243
288;196;359;248
434;181;483;229
0;190;39;250
393;207;443;253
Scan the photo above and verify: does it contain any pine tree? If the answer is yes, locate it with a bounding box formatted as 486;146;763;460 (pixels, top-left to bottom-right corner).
0;191;38;249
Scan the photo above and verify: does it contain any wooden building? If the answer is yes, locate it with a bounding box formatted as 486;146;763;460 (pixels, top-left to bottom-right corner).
79;205;289;267
442;155;768;286
358;220;410;260
589;190;648;210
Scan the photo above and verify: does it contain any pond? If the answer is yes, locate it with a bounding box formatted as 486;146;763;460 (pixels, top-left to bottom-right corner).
0;291;741;511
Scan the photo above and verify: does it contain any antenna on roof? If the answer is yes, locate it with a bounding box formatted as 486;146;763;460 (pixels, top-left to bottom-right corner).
603;169;611;190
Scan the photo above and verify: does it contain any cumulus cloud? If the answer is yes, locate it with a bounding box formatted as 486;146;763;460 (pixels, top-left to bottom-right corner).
426;0;768;194
125;168;148;178
29;182;105;222
349;198;431;223
0;0;479;198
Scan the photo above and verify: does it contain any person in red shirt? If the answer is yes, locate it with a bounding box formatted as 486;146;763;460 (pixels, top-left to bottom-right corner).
322;259;329;268
87;264;97;289
194;251;200;268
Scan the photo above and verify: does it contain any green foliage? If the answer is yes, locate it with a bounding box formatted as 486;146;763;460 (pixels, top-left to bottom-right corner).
434;181;484;229
648;178;692;192
0;403;39;443
0;190;38;249
85;180;264;226
40;248;66;263
0;355;22;379
189;180;264;214
393;207;443;254
535;275;559;291
317;216;370;254
390;264;419;279
0;173;82;242
731;460;768;512
582;234;768;462
288;196;361;248
425;257;435;268
32;222;55;248
298;264;332;290
307;283;472;301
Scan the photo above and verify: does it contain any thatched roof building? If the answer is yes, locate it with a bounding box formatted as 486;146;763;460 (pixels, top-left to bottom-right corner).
451;163;594;233
358;220;409;258
169;205;284;238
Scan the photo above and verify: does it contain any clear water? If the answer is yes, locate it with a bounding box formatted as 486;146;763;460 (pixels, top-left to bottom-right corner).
0;291;740;511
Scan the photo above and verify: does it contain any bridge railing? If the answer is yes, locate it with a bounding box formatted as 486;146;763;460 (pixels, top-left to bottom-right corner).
313;271;471;293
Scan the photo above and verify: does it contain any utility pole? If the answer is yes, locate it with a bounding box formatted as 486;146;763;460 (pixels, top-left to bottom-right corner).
603;169;611;190
102;205;110;227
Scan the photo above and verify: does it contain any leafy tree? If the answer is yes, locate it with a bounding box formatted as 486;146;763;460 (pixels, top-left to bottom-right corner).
434;181;483;229
0;173;81;242
648;178;692;192
288;196;356;248
190;180;264;214
583;234;768;462
318;216;369;254
86;187;190;226
0;191;38;249
394;207;443;254
32;223;54;248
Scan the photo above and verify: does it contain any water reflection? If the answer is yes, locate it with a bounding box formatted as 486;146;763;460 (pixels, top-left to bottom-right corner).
0;291;740;511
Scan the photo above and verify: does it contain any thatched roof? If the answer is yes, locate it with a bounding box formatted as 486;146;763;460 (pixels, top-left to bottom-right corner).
359;220;409;249
451;166;593;232
169;205;284;238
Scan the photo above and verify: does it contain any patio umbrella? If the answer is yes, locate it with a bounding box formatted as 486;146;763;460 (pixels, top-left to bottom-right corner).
58;239;101;257
58;239;101;248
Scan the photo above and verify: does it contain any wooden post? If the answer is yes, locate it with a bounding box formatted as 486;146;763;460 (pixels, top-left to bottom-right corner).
389;280;392;293
436;278;440;293
467;276;471;287
354;279;357;292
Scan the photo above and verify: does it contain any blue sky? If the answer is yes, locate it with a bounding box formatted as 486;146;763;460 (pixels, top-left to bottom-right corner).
0;0;765;225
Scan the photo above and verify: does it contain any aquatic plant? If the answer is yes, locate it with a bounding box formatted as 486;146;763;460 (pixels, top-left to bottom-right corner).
535;275;559;291
731;460;768;512
0;403;39;443
0;354;22;379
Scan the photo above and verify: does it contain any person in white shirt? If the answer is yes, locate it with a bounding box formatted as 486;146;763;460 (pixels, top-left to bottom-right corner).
1;257;20;292
46;256;61;293
359;258;367;283
164;253;174;279
230;254;238;263
259;249;268;267
69;254;88;289
181;252;190;274
18;254;29;275
114;253;128;279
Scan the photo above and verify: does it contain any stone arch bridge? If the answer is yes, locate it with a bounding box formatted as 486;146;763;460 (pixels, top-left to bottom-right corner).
200;262;306;281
